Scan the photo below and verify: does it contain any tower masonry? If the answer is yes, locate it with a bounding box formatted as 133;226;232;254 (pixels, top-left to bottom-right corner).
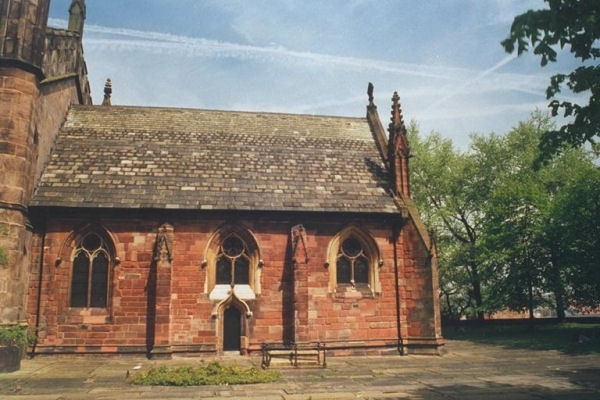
0;0;91;324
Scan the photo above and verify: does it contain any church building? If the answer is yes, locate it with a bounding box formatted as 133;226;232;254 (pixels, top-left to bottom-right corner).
0;0;443;357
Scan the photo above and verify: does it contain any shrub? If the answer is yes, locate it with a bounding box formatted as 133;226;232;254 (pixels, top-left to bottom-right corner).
0;326;30;351
130;361;280;386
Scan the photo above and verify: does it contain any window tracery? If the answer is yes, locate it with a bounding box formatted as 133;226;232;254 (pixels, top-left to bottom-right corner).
204;225;262;301
70;232;111;308
216;235;250;286
327;226;381;295
337;237;369;285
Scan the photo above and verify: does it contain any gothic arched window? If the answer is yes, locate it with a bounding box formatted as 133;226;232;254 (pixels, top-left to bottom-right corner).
336;237;369;285
204;225;262;301
216;235;250;286
327;226;382;295
70;232;111;308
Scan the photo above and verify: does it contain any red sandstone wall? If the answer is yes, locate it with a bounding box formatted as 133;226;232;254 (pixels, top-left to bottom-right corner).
0;67;39;323
1;69;84;324
27;211;442;355
399;221;440;343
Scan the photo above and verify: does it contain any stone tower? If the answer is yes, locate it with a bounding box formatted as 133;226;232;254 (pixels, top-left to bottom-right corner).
68;0;85;35
0;0;91;324
0;0;51;324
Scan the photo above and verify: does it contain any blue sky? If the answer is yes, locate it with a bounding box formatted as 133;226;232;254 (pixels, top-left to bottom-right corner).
48;0;581;148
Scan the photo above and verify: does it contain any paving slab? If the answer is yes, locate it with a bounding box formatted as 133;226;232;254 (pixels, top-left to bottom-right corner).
0;340;599;399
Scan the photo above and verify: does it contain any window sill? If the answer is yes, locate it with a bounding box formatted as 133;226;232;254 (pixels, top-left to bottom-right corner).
65;308;111;324
209;284;256;301
333;284;377;299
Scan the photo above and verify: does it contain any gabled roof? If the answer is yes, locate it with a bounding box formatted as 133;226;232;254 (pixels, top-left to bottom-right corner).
31;105;399;214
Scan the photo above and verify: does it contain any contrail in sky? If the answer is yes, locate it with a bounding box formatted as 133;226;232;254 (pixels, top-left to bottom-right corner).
49;17;546;96
423;54;519;113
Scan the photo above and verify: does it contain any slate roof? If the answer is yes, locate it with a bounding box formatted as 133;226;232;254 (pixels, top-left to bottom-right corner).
31;105;399;214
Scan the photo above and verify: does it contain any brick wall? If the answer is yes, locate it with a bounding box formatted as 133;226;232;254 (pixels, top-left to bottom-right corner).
27;210;443;355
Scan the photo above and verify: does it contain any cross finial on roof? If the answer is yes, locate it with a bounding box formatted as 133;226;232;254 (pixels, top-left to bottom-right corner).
102;78;112;106
367;82;374;107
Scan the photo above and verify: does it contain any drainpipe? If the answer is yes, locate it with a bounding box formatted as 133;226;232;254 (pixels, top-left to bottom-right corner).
392;220;405;355
30;214;46;358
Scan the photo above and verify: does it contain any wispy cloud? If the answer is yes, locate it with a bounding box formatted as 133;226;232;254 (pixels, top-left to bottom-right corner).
50;17;547;98
420;101;550;121
47;12;558;147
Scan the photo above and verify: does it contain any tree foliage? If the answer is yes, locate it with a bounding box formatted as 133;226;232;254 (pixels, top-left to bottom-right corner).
410;112;599;320
549;165;600;306
408;125;504;319
502;0;600;166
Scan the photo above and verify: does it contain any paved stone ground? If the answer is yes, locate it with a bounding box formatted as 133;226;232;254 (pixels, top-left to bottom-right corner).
1;340;599;399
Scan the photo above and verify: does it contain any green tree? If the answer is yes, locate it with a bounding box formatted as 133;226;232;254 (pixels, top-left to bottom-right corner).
483;114;558;318
411;112;599;320
408;125;506;320
549;165;600;308
502;0;600;166
472;113;596;319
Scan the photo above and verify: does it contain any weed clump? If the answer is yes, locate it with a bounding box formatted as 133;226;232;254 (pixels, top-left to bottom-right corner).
130;362;280;386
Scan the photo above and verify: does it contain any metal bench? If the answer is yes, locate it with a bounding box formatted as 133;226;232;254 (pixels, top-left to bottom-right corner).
261;342;326;368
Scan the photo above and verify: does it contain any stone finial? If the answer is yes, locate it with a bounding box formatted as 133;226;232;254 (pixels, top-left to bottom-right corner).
367;82;375;107
68;0;86;35
102;78;112;106
390;91;404;129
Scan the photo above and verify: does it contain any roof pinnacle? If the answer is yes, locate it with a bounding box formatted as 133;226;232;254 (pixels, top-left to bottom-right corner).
68;0;86;35
367;82;375;107
102;78;112;106
390;91;404;129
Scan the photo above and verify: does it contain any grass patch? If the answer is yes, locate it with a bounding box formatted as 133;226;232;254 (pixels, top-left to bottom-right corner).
130;361;280;386
444;322;600;354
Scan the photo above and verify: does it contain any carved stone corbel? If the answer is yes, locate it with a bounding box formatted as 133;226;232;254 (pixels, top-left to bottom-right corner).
154;223;174;266
291;224;309;265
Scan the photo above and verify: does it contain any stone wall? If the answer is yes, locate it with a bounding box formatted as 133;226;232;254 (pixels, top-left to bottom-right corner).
0;0;91;324
34;77;82;183
0;0;50;70
0;61;86;324
27;210;443;355
0;67;38;323
41;27;91;105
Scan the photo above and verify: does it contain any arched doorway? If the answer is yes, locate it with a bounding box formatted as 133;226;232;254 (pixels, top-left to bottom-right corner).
212;292;252;354
223;306;241;351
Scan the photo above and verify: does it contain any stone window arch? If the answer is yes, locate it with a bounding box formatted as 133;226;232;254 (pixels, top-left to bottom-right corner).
203;224;262;301
68;228;116;308
327;226;382;295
